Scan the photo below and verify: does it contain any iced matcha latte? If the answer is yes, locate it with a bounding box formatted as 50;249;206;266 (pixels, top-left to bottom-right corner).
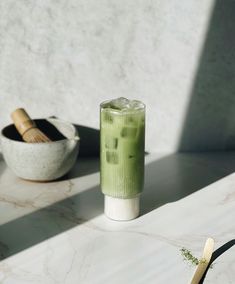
100;98;145;220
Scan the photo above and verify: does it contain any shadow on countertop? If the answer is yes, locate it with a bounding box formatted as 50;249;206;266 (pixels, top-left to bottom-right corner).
1;152;235;260
200;239;235;283
0;184;103;260
141;152;235;215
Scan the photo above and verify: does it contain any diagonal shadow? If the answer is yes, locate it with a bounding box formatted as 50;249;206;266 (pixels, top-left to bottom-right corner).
1;152;235;260
0;184;103;260
141;152;235;215
199;239;235;283
178;0;235;152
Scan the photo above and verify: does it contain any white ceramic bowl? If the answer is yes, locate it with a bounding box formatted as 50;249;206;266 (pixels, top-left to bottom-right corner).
0;118;80;181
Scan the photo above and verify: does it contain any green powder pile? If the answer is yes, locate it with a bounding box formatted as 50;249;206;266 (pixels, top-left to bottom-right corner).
180;248;213;268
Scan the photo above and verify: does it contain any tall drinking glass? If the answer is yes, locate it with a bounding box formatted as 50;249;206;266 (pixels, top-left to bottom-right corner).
100;98;145;220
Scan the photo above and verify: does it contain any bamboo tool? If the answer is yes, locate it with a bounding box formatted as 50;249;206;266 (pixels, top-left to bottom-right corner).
11;108;51;143
190;238;215;284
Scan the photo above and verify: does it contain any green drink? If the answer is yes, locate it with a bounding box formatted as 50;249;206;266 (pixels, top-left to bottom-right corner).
100;97;145;220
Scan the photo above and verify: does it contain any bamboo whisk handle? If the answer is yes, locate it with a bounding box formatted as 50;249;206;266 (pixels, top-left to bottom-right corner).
11;108;37;137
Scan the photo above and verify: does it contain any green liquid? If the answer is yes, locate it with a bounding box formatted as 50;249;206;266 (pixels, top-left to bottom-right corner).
100;104;145;198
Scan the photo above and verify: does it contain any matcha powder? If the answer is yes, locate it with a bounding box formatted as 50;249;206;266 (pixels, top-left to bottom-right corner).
180;248;212;268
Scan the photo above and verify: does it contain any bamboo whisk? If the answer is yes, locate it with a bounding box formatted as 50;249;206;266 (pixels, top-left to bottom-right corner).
11;108;51;143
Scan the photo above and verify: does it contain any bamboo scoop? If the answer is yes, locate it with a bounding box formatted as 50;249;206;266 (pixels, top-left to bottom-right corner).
190;238;215;284
11;108;51;143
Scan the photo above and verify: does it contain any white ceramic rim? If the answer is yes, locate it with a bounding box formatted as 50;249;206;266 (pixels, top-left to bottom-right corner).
0;118;80;145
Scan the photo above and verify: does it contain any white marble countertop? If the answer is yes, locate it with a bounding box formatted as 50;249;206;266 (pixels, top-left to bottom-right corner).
0;152;235;284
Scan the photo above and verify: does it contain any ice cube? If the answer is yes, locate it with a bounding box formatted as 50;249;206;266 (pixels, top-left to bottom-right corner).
106;151;119;164
110;97;130;110
105;137;118;149
103;112;114;124
124;115;137;126
121;127;137;138
129;100;145;110
101;97;130;110
101;98;145;112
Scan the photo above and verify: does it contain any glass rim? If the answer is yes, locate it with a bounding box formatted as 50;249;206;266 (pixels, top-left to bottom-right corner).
100;98;145;114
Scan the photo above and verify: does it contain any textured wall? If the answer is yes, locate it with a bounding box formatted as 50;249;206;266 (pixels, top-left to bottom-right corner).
1;0;234;153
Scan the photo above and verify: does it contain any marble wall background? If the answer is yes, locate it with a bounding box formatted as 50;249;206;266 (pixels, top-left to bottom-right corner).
0;0;234;153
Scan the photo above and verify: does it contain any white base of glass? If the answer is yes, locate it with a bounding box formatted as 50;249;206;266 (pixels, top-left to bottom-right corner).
104;195;140;221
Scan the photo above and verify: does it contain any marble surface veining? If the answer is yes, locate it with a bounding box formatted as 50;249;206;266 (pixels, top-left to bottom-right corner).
0;152;235;283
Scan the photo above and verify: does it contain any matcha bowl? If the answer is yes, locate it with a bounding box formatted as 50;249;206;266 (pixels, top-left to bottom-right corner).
0;118;79;181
